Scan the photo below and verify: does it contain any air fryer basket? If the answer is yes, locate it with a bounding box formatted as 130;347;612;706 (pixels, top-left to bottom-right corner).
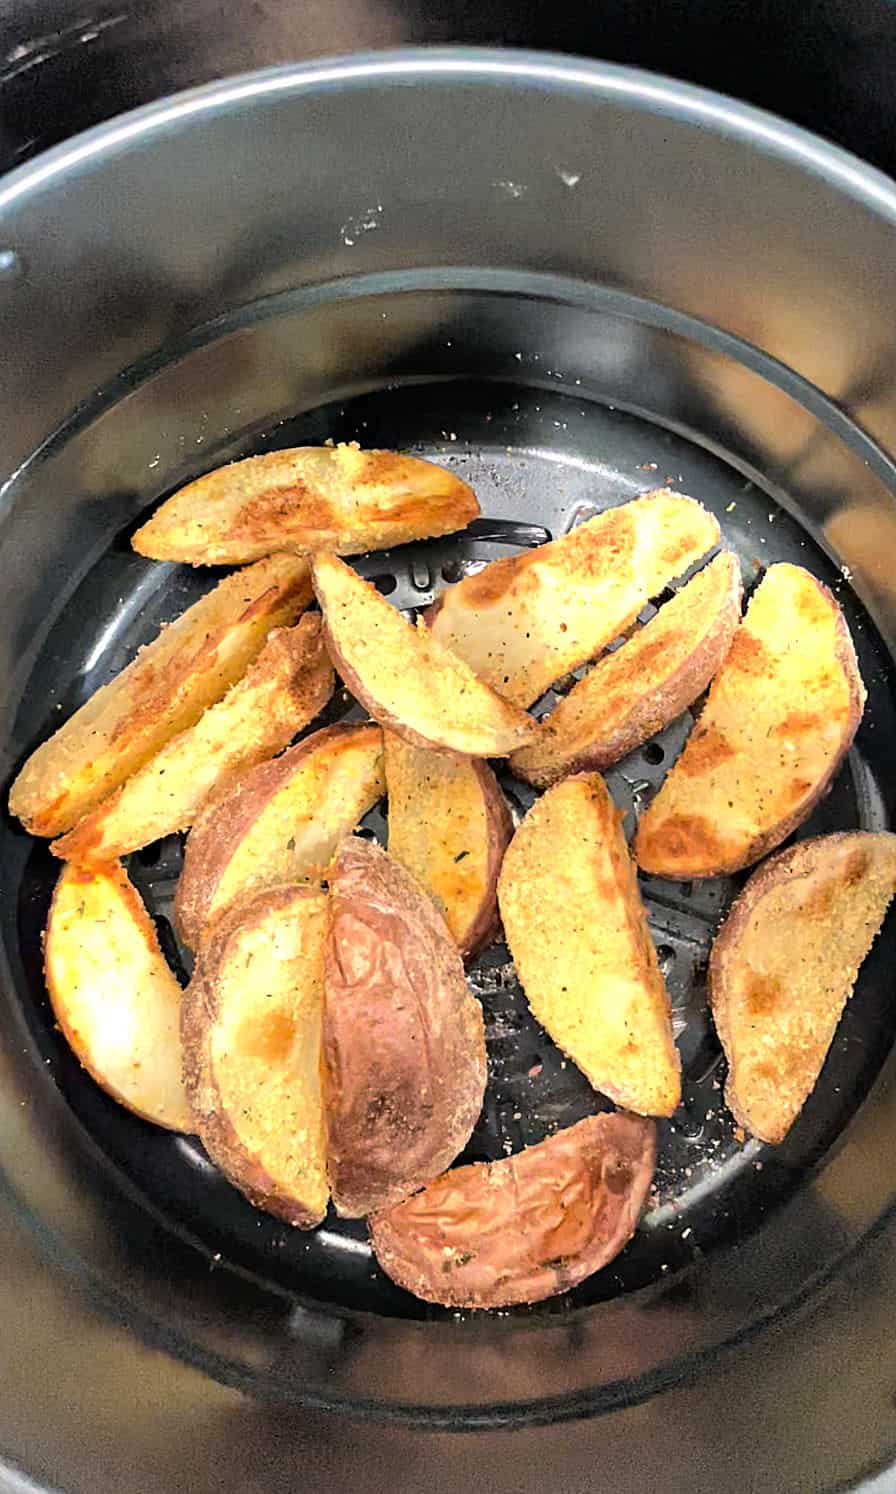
2;51;896;1487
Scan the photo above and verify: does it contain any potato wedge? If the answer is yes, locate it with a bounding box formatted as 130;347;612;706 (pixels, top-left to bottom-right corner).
709;832;896;1143
51;615;334;862
428;489;720;708
634;563;866;879
132;444;480;564
182;884;329;1226
323;838;486;1217
10;553;313;837
44;862;190;1130
312;553;535;756
498;774;680;1116
369;1111;656;1308
384;731;513;959
175;723;385;949
511;552;742;787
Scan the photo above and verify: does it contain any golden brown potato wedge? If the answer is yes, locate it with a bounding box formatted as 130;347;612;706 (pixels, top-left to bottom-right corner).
312;553;535;756
323;838;486;1217
175;723;385;949
634;563;866;879
44;862;190;1131
709;832;896;1143
369;1111;656;1308
498;774;680;1117
428;489;720;708
182;884;329;1226
511;551;742;787
384;731;513;959
10;553;312;838
51;615;334;862
132;444;480;564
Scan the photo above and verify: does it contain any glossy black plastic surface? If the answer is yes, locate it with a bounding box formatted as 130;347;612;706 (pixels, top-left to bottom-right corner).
2;51;896;1494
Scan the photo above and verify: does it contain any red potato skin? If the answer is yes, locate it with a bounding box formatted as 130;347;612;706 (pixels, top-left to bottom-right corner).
369;1111;656;1309
181;884;327;1228
323;839;487;1217
462;760;514;959
174;722;382;949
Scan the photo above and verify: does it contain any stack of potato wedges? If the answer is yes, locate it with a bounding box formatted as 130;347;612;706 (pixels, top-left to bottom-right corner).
19;441;896;1309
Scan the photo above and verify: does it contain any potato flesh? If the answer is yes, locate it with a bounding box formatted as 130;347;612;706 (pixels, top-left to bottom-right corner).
511;551;742;785
10;553;312;836
208;731;386;925
51;616;334;862
498;775;680;1116
710;833;896;1142
132;444;480;564
312;553;534;756
635;562;865;877
429;490;721;707
384;731;507;954
208;895;329;1221
44;863;190;1130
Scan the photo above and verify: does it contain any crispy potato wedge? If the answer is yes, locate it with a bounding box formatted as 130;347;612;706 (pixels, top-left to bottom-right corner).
132;444;480;564
369;1111;656;1308
44;862;190;1131
709;832;896;1143
175;723;385;948
10;553;312;838
634;563;866;879
312;553;535;756
182;884;329;1226
384;730;513;959
427;489;720;708
323;838;486;1217
51;615;334;862
498;774;680;1117
511;552;742;787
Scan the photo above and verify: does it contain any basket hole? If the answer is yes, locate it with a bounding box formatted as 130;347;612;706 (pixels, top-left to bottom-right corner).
370;573;397;596
656;944;676;973
643;742;665;765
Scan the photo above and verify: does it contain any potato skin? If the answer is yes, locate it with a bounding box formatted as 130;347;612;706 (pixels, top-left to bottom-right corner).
181;883;329;1228
323;838;487;1217
461;761;514;957
369;1111;656;1308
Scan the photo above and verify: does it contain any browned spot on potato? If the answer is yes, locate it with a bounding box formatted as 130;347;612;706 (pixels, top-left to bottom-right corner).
450;548;539;606
773;709;824;736
677;724;734;775
726;629;772;676
782;777;814;808
643;813;725;863
843;847;872;886
238;1008;296;1066
234;482;316;535
351;450;408;486
659;531;700;570
742;968;784;1017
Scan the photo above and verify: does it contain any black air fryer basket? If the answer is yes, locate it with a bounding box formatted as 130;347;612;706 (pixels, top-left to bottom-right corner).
2;51;896;1494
